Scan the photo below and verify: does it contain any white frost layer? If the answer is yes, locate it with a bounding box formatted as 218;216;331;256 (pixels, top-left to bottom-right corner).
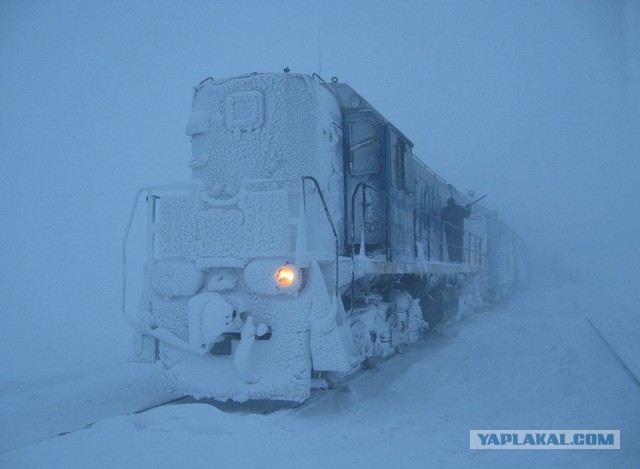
188;73;338;195
161;261;356;402
157;189;293;261
151;257;205;297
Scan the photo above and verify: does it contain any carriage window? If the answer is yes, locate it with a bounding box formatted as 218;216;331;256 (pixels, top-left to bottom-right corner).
349;119;379;175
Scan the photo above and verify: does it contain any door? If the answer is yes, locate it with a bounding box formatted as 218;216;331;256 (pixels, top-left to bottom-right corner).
388;130;415;263
344;112;389;257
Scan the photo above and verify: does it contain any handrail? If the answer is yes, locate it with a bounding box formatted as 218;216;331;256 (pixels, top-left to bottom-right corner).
350;182;366;256
301;176;340;304
349;187;482;266
349;182;393;311
350;182;391;260
349;182;366;313
121;183;196;330
412;152;448;185
414;207;483;265
312;73;327;84
311;73;339;98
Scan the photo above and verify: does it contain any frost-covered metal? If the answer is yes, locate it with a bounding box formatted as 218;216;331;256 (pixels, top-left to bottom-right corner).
122;72;526;402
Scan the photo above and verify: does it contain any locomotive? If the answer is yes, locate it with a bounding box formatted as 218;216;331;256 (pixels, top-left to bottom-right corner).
122;72;527;402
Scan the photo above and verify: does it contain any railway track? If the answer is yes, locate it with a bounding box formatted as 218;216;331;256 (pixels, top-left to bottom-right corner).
135;367;379;417
586;317;640;389
118;315;639;421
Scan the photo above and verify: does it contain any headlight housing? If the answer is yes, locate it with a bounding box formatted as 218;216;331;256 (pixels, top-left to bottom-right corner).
275;264;302;291
244;259;304;295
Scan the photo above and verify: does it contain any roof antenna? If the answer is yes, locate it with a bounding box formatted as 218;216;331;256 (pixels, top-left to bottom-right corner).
318;29;322;77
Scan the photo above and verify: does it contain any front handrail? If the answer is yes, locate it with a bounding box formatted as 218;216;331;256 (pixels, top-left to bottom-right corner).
301;176;340;303
121;182;196;330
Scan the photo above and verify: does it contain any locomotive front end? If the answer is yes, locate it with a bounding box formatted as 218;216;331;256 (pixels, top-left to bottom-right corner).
125;72;356;402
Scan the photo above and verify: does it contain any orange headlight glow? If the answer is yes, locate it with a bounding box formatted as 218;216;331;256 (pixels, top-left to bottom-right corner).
276;266;296;288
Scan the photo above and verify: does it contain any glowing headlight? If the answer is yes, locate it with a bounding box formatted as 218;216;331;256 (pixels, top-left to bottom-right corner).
276;265;296;288
277;264;304;295
275;264;302;292
244;259;304;295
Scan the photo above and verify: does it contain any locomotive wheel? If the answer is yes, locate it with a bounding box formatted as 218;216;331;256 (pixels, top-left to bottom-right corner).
350;320;372;359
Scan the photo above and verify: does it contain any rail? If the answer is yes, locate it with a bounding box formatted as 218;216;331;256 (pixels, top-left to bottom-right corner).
412;152;448;185
311;73;339;98
350;182;391;261
121;183;196;330
349;184;482;266
301;176;340;304
414;209;482;265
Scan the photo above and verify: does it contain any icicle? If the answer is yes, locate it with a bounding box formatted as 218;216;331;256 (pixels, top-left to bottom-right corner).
234;316;260;384
358;222;366;258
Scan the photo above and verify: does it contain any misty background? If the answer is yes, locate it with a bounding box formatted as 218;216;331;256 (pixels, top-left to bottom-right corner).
1;0;638;382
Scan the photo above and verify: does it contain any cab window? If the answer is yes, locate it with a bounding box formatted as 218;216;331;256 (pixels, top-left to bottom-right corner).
349;118;379;175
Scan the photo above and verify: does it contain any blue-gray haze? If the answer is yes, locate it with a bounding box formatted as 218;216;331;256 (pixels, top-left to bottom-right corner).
1;0;638;378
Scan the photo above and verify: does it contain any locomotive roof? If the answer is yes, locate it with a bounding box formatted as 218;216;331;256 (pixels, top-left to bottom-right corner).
321;79;415;148
196;72;414;148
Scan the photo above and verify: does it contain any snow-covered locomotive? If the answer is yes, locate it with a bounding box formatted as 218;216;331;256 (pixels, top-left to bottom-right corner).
122;72;526;402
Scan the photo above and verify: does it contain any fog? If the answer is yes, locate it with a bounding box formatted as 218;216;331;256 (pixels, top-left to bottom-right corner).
1;0;638;381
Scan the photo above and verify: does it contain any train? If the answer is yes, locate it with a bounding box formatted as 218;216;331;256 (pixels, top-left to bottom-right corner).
122;71;527;402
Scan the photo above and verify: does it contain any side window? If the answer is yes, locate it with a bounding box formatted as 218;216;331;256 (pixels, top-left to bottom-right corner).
350;119;379;175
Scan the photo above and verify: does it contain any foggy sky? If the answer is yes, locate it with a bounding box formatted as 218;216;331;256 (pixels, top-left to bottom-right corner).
1;0;638;379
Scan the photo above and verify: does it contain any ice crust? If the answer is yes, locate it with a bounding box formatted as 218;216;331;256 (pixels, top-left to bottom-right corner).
189;74;332;193
136;73;349;401
161;260;356;402
151;258;205;298
135;72;508;402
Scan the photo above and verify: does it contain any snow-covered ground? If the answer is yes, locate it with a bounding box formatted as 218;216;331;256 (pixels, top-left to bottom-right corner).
1;272;638;468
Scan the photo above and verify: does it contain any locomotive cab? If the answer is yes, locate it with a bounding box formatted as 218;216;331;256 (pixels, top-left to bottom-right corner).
333;85;417;264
